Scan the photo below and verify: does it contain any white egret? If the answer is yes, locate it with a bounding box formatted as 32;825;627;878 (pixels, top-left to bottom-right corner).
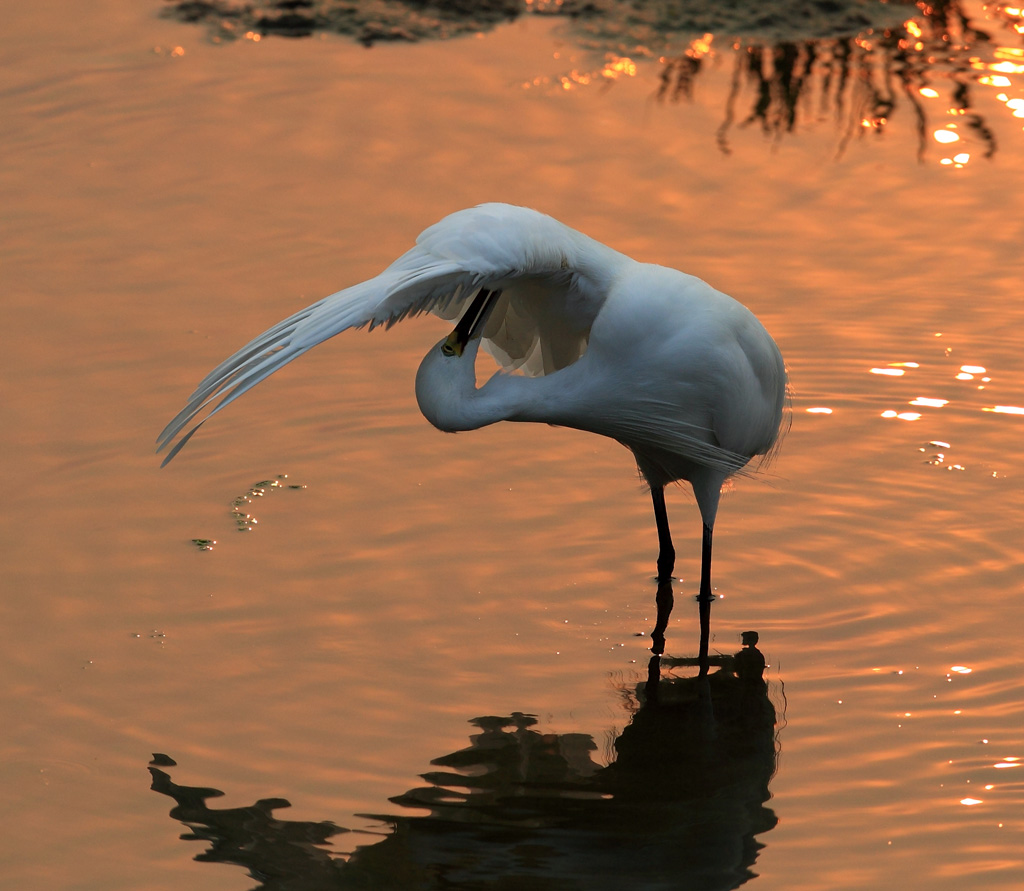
159;204;786;651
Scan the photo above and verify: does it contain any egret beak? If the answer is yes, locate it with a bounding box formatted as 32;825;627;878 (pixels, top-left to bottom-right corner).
446;288;501;357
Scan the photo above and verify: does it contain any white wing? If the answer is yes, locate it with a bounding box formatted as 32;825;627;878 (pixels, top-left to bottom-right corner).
157;203;625;464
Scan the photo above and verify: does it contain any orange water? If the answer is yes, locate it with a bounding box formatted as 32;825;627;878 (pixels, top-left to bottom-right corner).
2;2;1023;889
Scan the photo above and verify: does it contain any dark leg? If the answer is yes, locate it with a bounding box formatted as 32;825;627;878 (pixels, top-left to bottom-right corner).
698;522;713;603
650;576;673;656
697;522;713;677
650;488;675;656
651;486;675;581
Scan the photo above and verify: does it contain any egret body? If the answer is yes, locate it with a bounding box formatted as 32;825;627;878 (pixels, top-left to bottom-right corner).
159;204;786;651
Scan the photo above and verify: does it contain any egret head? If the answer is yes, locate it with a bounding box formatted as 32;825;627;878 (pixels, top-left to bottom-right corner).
439;323;471;359
415;289;500;432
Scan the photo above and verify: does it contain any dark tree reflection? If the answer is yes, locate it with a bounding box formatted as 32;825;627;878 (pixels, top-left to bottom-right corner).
655;2;1023;160
162;1;1024;164
149;644;782;889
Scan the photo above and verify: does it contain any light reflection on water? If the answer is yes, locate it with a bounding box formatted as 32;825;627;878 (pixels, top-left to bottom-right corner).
572;1;1024;167
1;0;1023;889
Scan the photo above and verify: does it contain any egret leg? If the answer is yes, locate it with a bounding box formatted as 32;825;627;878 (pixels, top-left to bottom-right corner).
650;577;673;656
697;522;713;677
698;522;713;603
651;486;675;581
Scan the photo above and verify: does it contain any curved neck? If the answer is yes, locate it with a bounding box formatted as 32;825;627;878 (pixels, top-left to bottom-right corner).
415;338;555;433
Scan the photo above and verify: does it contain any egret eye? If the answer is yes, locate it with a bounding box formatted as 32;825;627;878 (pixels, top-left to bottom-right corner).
441;341;457;357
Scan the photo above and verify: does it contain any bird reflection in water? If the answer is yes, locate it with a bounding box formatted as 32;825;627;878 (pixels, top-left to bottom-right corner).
149;634;780;890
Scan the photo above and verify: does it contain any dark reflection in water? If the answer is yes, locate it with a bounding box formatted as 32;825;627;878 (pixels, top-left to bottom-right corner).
162;1;1024;164
161;0;910;45
657;0;1022;160
149;642;781;889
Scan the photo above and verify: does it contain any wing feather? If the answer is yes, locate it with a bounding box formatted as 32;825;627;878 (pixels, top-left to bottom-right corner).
157;204;623;461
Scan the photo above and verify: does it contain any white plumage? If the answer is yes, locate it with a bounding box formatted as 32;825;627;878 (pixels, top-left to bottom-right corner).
159;203;786;627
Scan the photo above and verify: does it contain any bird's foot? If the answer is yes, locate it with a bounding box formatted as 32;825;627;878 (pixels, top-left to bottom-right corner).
650;576;674;655
646;654;662;700
655;554;675;583
650;632;665;656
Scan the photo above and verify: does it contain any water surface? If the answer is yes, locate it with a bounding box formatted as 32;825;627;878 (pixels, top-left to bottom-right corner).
2;2;1023;888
